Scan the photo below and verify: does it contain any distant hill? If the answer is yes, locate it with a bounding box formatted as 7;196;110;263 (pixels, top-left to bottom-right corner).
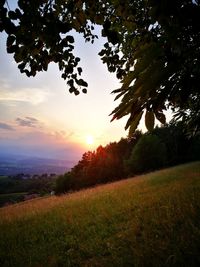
0;153;76;175
0;162;200;267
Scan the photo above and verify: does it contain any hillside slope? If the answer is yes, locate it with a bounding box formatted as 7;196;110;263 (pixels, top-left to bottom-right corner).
0;162;200;267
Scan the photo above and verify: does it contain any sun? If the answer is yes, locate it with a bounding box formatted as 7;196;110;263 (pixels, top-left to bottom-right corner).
86;135;94;145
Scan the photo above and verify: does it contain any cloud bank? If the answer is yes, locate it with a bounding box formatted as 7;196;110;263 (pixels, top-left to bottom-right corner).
0;85;50;105
0;122;14;131
16;117;41;128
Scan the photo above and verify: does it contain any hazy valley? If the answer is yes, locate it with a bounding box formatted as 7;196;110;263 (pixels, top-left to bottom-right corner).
0;153;75;176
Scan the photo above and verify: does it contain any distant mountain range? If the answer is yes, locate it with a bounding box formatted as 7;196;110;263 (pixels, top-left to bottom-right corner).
0;153;76;176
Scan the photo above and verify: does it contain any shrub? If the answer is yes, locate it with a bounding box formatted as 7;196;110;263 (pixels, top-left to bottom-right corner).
125;134;167;175
55;173;73;195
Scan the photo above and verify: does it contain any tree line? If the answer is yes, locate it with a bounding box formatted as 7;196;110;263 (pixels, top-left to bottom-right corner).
0;174;56;195
55;123;200;194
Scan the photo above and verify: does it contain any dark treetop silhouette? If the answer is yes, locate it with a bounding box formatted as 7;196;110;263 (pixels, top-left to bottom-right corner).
0;0;200;135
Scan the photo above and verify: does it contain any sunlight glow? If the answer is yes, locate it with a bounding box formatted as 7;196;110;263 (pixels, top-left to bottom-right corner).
86;135;94;145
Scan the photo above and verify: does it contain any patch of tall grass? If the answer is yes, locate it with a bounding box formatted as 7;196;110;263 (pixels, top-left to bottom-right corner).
0;162;200;267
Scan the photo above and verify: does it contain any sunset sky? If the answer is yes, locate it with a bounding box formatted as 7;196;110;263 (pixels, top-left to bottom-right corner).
0;26;135;161
0;14;172;162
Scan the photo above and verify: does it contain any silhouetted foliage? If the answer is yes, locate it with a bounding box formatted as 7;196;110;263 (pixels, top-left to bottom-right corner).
0;1;200;133
55;172;73;195
125;135;167;175
55;124;200;194
0;175;56;195
153;123;191;166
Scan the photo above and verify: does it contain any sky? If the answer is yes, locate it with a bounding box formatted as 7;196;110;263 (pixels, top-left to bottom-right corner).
0;25;136;161
0;1;173;162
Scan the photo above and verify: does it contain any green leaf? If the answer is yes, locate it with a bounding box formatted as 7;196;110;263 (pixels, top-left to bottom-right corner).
122;71;135;89
76;79;88;87
98;49;106;57
114;90;127;101
110;101;132;121
66;35;74;43
74;90;80;95
18;62;26;70
6;35;15;47
77;67;82;75
8;11;18;20
155;112;166;124
128;111;143;136
111;88;124;94
145;111;155;132
14;52;23;63
77;11;86;25
7;44;17;53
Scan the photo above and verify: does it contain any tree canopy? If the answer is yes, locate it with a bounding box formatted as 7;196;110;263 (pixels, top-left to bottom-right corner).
54;122;200;194
0;0;200;134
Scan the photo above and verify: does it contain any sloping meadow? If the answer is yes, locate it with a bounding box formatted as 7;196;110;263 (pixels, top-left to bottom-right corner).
0;162;200;267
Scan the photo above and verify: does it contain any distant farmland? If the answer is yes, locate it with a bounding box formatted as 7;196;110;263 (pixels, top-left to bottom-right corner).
0;155;75;175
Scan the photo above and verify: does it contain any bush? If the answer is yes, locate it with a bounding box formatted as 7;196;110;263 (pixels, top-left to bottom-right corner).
55;173;73;195
125;134;167;175
187;138;200;162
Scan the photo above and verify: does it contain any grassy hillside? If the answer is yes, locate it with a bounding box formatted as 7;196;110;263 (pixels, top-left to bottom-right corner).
0;162;200;267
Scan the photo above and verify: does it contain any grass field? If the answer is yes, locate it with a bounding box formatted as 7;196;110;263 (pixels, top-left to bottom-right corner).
0;162;200;267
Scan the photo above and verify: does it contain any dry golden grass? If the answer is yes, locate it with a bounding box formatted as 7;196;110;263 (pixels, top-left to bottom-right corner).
0;174;145;222
0;162;200;267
